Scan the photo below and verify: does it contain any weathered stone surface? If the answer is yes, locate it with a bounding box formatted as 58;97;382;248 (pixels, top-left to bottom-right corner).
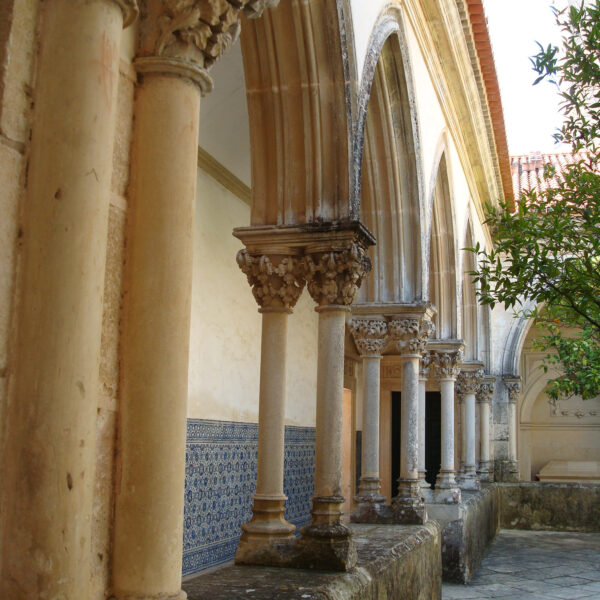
183;523;442;600
438;486;500;583
499;482;600;532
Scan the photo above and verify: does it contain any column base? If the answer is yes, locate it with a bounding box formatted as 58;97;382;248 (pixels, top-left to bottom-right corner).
235;496;296;566
494;459;520;483
390;479;427;524
477;460;494;483
433;470;461;504
351;478;387;523
418;470;431;489
295;496;357;571
456;467;480;491
111;592;187;600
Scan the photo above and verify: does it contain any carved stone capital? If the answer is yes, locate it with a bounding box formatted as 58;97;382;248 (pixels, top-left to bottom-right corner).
504;378;522;404
389;317;435;356
236;250;305;311
114;0;139;27
136;0;279;93
419;351;432;379
456;369;484;400
348;318;388;357
432;349;464;380
476;377;495;403
302;242;371;307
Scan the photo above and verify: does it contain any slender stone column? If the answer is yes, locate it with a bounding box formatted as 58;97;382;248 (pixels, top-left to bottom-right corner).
234;251;305;565
457;397;467;478
388;318;434;523
504;378;521;481
298;239;371;571
0;2;136;598
432;348;464;504
348;317;388;521
477;377;495;482
418;351;432;491
112;2;278;598
456;369;484;491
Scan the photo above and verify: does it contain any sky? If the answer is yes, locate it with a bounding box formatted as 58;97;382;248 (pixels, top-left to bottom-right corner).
482;0;572;155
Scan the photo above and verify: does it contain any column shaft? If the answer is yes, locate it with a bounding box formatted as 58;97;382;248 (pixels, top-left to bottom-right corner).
360;356;382;486
112;74;199;600
459;399;467;473
1;1;125;597
480;401;490;464
418;377;429;487
400;356;420;480
465;392;476;470
508;401;517;462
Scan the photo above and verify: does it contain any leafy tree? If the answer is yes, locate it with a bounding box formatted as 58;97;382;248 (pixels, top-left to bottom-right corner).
469;0;600;400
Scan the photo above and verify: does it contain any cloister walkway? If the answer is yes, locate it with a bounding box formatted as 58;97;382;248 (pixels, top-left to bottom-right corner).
443;529;600;599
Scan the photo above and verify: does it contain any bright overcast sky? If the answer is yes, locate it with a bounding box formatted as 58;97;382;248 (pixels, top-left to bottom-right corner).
482;0;571;155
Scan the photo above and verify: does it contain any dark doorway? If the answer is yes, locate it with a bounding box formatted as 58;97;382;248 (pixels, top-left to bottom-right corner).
425;391;441;487
391;392;401;498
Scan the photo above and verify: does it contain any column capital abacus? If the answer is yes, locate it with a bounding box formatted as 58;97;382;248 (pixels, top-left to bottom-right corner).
388;317;435;357
302;241;371;308
135;0;279;93
504;377;522;404
476;376;496;404
431;346;464;380
348;317;388;357
456;368;484;400
236;249;305;311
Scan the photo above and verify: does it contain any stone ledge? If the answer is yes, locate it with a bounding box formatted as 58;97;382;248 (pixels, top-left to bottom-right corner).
183;522;442;600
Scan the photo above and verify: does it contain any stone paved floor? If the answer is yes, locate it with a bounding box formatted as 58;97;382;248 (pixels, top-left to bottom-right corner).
443;529;600;599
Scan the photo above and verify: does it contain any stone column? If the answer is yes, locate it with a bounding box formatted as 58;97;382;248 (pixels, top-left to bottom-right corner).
456;369;484;491
112;2;277;598
298;239;371;571
0;2;137;598
388;318;434;523
234;251;305;565
504;377;521;481
418;351;432;491
476;377;495;482
432;348;464;504
348;317;388;521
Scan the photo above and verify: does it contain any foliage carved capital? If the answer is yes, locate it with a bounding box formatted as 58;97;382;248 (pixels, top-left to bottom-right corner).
433;349;464;380
504;379;522;404
419;350;432;378
136;0;278;92
389;318;435;356
302;242;371;307
348;318;388;357
456;369;485;399
236;250;304;310
476;378;495;403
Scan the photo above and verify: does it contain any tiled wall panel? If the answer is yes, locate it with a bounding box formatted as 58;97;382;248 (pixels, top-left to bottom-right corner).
183;419;315;576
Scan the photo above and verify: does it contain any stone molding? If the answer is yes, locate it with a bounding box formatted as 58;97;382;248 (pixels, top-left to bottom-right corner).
236;250;305;310
302;241;371;307
476;376;496;404
389;317;435;356
135;0;279;93
456;368;484;399
348;318;388;357
504;377;522;404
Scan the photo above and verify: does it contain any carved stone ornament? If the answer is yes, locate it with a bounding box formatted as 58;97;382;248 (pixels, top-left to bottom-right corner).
456;369;484;399
236;249;305;310
348;318;388;357
302;242;371;307
476;379;495;403
505;380;521;404
433;349;464;380
114;0;139;27
419;351;432;378
389;318;435;356
136;0;279;93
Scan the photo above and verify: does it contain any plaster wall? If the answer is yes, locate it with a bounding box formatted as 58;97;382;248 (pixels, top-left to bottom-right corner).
187;168;318;427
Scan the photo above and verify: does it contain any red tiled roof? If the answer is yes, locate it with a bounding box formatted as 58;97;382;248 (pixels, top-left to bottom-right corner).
466;0;513;203
510;151;588;198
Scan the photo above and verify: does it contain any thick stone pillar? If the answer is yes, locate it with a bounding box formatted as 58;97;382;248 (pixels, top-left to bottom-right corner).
503;377;521;482
418;351;432;491
388;317;434;523
112;2;278;598
0;1;136;598
432;348;463;504
348;317;388;521
234;251;305;565
477;377;495;482
298;239;371;571
456;368;484;491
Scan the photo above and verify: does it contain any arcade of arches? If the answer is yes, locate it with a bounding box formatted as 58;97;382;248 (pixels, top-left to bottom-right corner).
0;0;598;598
